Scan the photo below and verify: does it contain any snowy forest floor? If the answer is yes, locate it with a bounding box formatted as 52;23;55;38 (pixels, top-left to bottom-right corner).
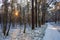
0;22;60;40
0;23;47;40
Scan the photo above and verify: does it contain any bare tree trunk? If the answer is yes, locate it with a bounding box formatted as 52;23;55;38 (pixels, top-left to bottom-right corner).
11;0;14;27
23;8;26;33
41;0;46;25
35;0;37;27
6;0;14;36
32;0;34;30
23;18;26;33
26;1;31;27
3;0;8;36
19;6;22;25
37;2;41;27
6;13;11;36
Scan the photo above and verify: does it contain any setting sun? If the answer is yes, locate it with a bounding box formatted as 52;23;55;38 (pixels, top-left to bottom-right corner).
15;10;19;16
15;11;18;16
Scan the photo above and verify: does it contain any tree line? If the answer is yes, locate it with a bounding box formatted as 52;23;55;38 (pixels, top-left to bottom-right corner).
0;0;52;37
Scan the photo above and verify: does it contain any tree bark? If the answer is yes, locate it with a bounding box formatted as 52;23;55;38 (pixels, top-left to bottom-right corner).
23;8;26;33
32;0;34;29
3;0;8;36
35;0;37;27
41;0;46;25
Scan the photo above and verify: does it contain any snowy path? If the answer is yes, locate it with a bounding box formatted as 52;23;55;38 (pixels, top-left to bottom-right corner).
43;23;60;40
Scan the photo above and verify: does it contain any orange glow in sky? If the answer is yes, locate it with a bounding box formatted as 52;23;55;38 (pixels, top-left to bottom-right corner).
15;10;19;16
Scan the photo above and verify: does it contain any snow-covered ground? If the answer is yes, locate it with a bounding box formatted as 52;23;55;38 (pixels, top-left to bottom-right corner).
0;23;47;40
0;23;60;40
43;23;60;40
